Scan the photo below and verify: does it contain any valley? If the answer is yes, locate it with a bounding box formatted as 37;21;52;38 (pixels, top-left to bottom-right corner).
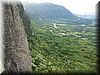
23;2;97;73
28;20;97;73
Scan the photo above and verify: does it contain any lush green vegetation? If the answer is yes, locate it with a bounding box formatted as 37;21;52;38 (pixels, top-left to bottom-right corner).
27;20;97;73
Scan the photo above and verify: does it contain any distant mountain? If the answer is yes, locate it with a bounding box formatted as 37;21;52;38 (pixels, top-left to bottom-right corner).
75;14;95;20
23;3;93;25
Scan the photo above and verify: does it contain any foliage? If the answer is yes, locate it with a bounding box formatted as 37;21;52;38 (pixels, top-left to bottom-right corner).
27;20;97;73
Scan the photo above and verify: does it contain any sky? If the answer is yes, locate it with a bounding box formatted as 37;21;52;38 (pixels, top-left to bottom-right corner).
20;0;99;15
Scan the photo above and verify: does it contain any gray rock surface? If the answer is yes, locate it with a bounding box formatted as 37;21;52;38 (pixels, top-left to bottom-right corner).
3;1;32;72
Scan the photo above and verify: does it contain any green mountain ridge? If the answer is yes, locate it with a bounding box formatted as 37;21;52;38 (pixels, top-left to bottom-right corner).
23;3;94;25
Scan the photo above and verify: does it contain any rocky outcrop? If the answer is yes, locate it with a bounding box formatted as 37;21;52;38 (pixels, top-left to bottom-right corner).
17;3;32;36
3;1;32;72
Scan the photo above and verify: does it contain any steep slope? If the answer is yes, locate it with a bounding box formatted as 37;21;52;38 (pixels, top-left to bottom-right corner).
17;3;32;36
24;3;77;20
3;1;32;72
23;3;92;25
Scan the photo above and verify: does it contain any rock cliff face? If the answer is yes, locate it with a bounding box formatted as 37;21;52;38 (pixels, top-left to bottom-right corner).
3;1;32;72
17;3;32;36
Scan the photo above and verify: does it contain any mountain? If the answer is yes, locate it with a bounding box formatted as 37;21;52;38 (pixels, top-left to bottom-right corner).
75;14;95;19
24;3;77;20
3;1;32;72
23;3;93;25
75;14;96;25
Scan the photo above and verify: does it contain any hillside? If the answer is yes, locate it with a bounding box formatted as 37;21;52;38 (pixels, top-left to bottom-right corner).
23;3;93;25
27;20;97;73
